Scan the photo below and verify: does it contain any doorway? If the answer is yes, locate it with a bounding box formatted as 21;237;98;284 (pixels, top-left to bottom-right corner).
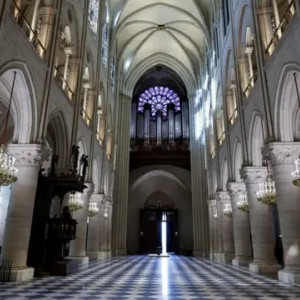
139;209;178;254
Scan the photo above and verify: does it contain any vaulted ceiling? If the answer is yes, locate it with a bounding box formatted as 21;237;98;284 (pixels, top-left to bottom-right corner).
111;0;211;94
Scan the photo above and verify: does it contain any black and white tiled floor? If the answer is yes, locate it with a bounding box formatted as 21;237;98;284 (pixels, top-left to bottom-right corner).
1;255;300;299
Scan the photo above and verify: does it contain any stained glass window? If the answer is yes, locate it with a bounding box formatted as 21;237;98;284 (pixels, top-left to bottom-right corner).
101;1;109;68
138;86;181;119
88;0;99;35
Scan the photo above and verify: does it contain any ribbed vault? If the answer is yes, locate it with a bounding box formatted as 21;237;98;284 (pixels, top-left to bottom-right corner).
113;0;211;94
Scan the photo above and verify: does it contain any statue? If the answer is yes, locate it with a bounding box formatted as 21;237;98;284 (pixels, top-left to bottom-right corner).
71;145;80;172
80;154;88;181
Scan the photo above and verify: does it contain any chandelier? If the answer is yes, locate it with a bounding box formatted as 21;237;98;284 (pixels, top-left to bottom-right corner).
69;192;83;212
256;171;276;207
237;193;249;212
0;71;18;186
213;207;218;219
291;157;300;187
88;201;99;217
223;202;232;218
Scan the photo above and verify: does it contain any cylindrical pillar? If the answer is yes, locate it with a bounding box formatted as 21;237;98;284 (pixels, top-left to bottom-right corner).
263;143;300;284
69;183;93;264
228;182;253;266
1;144;46;281
218;191;235;263
86;193;103;260
241;167;280;274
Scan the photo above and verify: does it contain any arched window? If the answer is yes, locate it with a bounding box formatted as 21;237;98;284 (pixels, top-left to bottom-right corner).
138;86;181;119
110;57;115;93
88;0;100;35
101;2;109;68
227;68;238;124
242;27;257;98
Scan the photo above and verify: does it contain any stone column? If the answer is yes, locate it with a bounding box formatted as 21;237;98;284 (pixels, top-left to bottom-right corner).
245;47;254;84
69;183;93;265
111;94;131;255
0;186;11;247
241;167;280;274
99;197;112;259
228;182;253;266
258;6;275;53
207;199;216;260
215;193;224;262
62;48;72;90
263;143;300;284
68;57;80;100
1;144;46;281
238;57;250;96
218;191;235;263
37;5;56;56
86;193;103;260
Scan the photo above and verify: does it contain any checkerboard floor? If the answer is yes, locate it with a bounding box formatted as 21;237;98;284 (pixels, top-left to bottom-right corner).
1;255;300;299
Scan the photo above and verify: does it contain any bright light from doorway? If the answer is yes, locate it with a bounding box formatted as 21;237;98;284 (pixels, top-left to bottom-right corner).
161;221;167;255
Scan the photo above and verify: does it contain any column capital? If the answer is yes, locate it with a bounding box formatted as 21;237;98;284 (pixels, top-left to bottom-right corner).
216;191;231;203
207;199;217;208
262;142;300;166
227;182;246;196
241;166;267;184
7;144;49;168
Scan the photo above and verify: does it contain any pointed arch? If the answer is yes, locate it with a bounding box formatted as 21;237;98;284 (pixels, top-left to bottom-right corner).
0;61;37;143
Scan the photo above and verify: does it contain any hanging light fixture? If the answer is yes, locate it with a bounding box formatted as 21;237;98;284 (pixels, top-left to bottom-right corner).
223;202;232;217
0;71;18;186
256;163;276;207
213;206;218;219
69;192;83;212
237;193;249;212
88;200;99;217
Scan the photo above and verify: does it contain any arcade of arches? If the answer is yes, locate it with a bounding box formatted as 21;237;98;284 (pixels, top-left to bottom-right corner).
0;0;300;288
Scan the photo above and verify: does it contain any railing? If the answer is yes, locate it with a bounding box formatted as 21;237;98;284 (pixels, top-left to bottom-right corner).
80;108;91;126
266;0;296;56
229;109;238;125
218;132;226;145
11;1;47;60
0;260;12;282
54;67;74;100
243;73;258;98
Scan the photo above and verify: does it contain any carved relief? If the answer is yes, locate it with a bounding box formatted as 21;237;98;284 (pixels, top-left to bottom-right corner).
241;167;267;184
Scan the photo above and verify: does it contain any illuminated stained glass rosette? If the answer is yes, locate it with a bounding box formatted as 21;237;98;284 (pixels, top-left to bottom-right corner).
138;86;181;119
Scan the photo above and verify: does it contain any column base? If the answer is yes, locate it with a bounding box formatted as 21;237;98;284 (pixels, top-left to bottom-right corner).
222;252;235;263
114;248;127;256
68;256;89;265
213;252;224;262
193;250;206;257
87;251;111;260
10;267;34;282
232;257;252;267
249;262;281;274
278;269;300;284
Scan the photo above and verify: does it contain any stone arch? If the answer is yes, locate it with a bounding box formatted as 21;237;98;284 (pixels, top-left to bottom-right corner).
144;191;175;209
0;62;37;143
47;108;69;167
274;64;300;142
128;166;192;254
232;138;243;182
248;111;266;166
237;2;252;55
